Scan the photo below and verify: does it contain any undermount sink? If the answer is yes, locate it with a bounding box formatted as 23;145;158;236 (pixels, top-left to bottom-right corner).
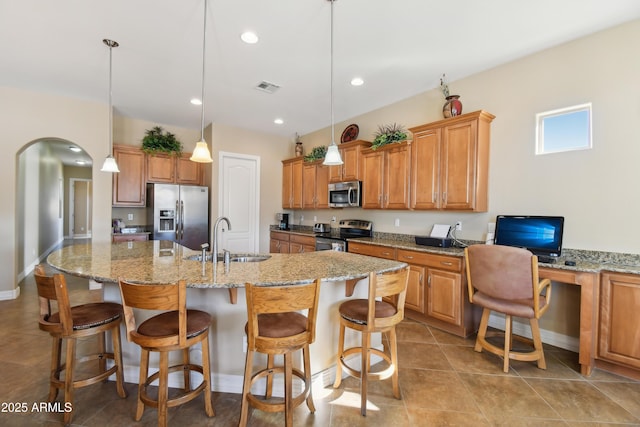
230;255;271;263
184;254;271;263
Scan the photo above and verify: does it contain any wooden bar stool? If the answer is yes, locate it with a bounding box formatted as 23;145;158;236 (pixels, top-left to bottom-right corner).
118;279;214;427
34;264;127;426
333;267;409;416
239;279;321;427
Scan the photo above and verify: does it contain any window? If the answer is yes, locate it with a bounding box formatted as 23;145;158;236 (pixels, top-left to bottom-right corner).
536;103;592;155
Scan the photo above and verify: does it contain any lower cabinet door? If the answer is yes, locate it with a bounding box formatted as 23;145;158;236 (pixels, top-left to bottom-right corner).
599;272;640;369
405;264;425;314
427;269;462;326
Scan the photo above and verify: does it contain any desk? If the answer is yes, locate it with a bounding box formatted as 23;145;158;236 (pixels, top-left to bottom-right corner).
538;267;599;376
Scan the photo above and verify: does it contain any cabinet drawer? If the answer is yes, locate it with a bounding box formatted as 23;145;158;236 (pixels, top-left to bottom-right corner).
396;249;461;271
348;243;396;260
270;231;290;242
290;234;315;246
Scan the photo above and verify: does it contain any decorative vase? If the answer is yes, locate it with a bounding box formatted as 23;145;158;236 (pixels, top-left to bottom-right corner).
295;141;303;157
443;95;463;118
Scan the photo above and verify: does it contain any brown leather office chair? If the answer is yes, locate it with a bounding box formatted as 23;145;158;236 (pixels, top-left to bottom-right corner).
465;244;552;373
333;266;410;416
239;279;321;427
118;279;214;427
34;264;127;426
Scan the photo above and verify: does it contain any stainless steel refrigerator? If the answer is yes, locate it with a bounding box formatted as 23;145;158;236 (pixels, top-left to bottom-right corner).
147;184;209;250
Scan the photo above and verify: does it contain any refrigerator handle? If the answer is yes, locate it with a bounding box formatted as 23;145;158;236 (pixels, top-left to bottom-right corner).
180;201;185;239
175;200;180;240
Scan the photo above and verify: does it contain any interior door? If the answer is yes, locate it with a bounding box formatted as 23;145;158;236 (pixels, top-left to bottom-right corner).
219;152;260;253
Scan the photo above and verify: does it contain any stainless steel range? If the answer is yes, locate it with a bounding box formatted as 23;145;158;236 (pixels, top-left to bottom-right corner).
315;219;373;252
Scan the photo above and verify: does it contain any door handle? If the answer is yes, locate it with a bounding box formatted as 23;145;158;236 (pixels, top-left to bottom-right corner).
175;200;180;240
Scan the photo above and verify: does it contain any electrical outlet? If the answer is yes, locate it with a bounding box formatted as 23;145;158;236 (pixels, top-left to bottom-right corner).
394;218;400;227
128;213;134;221
300;215;304;222
313;216;317;222
331;216;336;222
455;221;462;231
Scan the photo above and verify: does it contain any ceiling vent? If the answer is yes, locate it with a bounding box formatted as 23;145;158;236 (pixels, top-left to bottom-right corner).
255;81;280;94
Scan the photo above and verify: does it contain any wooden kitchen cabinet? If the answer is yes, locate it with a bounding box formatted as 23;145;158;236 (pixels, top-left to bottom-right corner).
289;234;316;253
599;272;640;369
282;158;303;209
269;231;290;253
348;242;396;259
302;160;330;209
147;153;203;185
410;110;494;211
351;244;474;337
112;145;146;207
328;140;371;183
405;264;426;314
361;141;410;209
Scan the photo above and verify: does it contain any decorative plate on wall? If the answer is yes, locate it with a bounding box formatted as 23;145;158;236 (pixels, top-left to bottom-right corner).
340;124;359;143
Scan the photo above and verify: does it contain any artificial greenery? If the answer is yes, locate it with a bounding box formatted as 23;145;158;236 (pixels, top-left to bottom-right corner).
141;126;183;155
371;123;408;150
304;145;328;162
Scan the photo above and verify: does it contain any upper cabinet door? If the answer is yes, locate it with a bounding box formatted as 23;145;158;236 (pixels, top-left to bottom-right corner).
411;128;441;209
441;119;477;210
175;154;202;185
146;153;175;183
112;145;146;207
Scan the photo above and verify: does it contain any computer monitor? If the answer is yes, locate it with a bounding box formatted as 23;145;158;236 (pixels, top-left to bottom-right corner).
493;215;565;258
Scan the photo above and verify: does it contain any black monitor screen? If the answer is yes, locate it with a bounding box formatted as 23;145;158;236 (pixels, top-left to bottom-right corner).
494;215;565;257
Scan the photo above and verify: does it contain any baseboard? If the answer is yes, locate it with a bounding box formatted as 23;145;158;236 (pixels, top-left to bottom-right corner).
0;287;20;301
17;237;65;283
488;313;580;353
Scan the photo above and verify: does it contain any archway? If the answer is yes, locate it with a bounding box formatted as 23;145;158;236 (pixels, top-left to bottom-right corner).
15;138;92;281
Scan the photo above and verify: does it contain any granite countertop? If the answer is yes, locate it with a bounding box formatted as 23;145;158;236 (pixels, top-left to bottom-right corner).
46;241;407;288
271;226;640;276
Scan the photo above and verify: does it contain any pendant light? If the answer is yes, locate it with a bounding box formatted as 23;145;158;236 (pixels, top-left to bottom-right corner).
190;0;214;163
101;39;120;173
323;0;343;165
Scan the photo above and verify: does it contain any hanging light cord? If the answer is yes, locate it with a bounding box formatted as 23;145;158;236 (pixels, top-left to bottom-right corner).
200;0;208;142
330;0;335;145
108;41;114;155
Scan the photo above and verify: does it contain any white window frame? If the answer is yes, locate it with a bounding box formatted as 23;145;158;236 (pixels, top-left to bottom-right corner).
535;103;592;155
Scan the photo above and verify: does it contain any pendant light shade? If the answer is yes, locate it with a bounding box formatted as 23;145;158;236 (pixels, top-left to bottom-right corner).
101;39;120;173
323;0;343;166
191;0;213;163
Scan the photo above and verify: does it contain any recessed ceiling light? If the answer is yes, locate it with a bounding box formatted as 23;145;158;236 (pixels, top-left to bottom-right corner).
190;98;202;105
351;77;364;86
240;31;259;44
69;146;81;152
75;160;86;165
274;118;284;125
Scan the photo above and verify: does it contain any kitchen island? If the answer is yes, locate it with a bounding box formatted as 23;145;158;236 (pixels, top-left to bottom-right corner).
47;240;407;393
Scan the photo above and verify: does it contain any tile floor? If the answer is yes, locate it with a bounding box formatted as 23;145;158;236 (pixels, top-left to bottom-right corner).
2;262;640;426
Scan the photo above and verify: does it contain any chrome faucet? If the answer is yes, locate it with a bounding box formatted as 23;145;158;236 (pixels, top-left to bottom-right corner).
212;216;232;265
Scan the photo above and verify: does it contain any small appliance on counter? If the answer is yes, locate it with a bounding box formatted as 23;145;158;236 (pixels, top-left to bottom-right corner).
112;218;125;233
276;213;290;230
313;223;330;233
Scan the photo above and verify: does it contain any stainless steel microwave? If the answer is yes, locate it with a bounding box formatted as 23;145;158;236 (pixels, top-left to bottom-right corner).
328;181;362;208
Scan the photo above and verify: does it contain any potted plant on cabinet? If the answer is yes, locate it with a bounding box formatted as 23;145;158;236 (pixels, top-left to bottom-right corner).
371;123;408;150
303;145;328;162
141;126;183;155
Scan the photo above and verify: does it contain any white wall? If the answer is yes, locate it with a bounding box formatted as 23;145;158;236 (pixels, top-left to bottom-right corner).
300;19;640;255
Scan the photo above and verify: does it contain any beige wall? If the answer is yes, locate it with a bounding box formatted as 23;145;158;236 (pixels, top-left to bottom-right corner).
300;19;640;256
